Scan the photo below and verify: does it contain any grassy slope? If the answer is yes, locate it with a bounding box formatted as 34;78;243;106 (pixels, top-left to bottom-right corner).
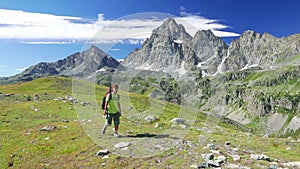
0;76;299;169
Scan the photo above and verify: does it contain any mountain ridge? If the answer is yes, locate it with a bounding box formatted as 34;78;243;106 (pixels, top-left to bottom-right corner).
123;18;300;78
0;45;125;84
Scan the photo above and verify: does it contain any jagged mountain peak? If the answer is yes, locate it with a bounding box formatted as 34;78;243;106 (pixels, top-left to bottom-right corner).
152;18;192;40
194;29;214;37
240;30;262;39
84;45;109;58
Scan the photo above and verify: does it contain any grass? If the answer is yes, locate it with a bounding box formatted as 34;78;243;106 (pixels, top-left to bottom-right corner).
0;76;300;168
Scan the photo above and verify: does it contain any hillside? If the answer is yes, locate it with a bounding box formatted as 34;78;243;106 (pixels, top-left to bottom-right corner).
1;76;300;168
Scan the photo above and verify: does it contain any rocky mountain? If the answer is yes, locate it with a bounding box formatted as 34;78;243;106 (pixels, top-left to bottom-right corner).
221;31;300;73
122;18;300;136
123;18;228;77
0;45;125;84
123;18;300;77
123;18;195;72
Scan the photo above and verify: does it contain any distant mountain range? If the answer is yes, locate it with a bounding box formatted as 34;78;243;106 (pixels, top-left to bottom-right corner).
0;45;125;84
1;18;299;84
123;18;300;77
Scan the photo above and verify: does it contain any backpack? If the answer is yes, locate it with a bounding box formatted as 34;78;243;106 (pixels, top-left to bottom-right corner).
101;86;112;110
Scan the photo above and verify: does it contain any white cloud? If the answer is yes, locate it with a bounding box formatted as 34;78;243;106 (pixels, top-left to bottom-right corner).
21;41;76;45
0;9;239;44
16;67;28;71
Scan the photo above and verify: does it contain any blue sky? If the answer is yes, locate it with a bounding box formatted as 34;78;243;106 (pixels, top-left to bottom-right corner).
0;0;299;77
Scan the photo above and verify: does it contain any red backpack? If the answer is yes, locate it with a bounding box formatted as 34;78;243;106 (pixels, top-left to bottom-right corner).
101;86;112;110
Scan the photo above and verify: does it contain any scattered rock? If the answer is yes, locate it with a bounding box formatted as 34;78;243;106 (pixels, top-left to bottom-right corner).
96;149;109;156
250;154;271;162
282;161;300;167
80;102;91;106
225;141;231;146
145;115;158;123
40;126;57;132
114;142;130;149
170;118;185;124
207;144;216;150
231;154;241;161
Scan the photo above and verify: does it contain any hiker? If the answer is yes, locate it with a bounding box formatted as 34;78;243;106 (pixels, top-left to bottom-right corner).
102;84;122;137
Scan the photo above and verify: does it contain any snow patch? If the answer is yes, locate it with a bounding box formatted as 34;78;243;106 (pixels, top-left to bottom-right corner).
117;59;124;62
214;49;230;76
174;39;183;44
202;70;208;77
196;61;206;68
241;64;258;70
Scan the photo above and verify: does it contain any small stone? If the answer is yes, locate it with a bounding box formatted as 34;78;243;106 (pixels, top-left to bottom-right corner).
198;162;208;168
96;149;109;156
231;154;241;161
207;144;216;150
225;141;231;146
190;164;198;168
102;155;109;159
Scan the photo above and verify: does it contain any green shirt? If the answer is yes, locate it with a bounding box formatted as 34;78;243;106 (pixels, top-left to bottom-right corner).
106;93;120;114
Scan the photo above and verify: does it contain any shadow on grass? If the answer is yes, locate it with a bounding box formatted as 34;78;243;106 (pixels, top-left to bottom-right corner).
122;132;179;139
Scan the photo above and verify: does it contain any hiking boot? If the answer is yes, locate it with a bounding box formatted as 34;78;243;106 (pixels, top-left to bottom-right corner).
113;132;119;137
102;125;108;134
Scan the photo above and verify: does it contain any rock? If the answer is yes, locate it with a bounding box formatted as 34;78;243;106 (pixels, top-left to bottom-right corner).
250;154;271;162
198;162;208;168
268;165;278;169
80;102;91;106
207;160;221;167
201;153;214;161
207;144;216;150
282;161;300;167
170;118;185;124
145;115;158;123
190;164;198;168
225;141;231;146
96;149;109;156
231;154;241;161
40;126;57;132
114;142;130;149
7;161;13;167
102;155;109;159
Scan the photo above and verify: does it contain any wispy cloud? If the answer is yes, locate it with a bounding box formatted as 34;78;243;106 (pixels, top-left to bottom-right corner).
0;8;239;44
21;40;77;45
16;67;28;71
0;65;6;68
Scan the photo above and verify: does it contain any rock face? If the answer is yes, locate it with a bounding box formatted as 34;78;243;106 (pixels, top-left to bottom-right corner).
123;18;229;76
123;18;195;72
123;18;300;77
1;46;125;83
222;31;300;72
